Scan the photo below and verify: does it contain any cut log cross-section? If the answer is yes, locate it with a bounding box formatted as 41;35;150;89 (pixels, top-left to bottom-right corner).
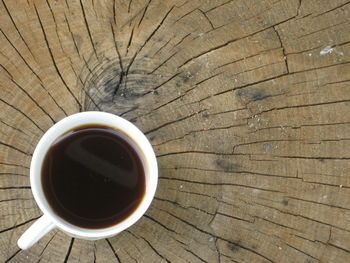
1;0;350;262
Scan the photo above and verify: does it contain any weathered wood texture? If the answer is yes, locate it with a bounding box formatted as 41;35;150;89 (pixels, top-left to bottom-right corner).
1;0;350;262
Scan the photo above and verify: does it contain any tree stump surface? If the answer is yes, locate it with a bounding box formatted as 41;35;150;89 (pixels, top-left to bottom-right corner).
1;0;350;262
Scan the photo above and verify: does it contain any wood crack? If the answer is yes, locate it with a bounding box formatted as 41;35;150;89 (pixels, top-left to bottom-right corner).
0;186;31;190
128;71;224;120
154;197;215;216
78;0;98;58
1;0;36;59
126;5;175;75
9;78;56;123
144;109;206;135
312;1;350;18
198;9;214;29
159;177;283;193
64;14;81;57
233;139;303;152
0;141;30;156
286;196;350;211
93;242;97;263
172;32;191;49
106;238;121;263
205;0;234;13
39;83;68;116
254;215;301;232
39;232;57;256
273;26;289;73
217;212;253;223
137;0;152;27
136;234;171;263
157;150;250;158
126;25;135;56
63;238;74;263
285;243;320;261
153;123;245;147
153;36;174;57
156;207;274;262
143;214;177;233
4;249;21;263
149;51;178;74
0;28;42;82
257;98;350;116
253;201;350;233
0;119;31;137
0;215;40;234
184;247;208;263
34;4;82;111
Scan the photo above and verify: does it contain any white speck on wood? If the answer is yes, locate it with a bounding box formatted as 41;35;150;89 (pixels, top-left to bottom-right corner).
320;46;333;55
320;46;344;56
252;189;261;194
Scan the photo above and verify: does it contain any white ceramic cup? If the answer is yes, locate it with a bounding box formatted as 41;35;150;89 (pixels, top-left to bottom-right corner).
18;111;158;250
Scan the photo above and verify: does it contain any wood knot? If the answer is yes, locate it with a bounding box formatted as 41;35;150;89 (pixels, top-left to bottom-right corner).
80;56;159;116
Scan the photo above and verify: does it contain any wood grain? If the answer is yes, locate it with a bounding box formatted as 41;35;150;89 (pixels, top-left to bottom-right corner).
1;0;350;262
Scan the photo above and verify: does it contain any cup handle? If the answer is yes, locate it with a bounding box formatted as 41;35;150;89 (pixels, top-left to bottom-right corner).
17;214;55;249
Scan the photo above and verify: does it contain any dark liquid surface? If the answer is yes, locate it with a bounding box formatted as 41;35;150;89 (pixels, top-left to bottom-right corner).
42;125;145;229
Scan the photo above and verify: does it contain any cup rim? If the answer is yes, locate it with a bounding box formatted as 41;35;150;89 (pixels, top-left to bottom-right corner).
30;111;158;238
